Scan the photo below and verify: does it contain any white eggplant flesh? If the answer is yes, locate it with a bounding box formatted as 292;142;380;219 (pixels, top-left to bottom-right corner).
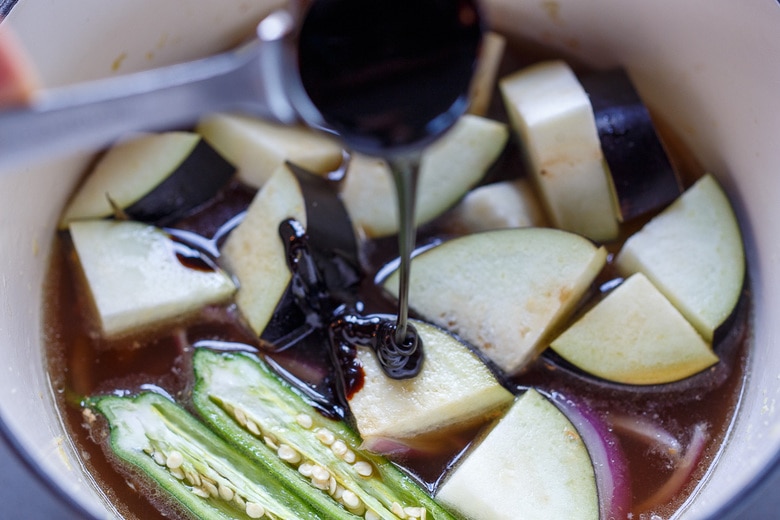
349;320;513;446
197;113;344;188
615;174;745;341
60;132;233;228
221;164;307;336
467;31;506;117
383;228;607;375
436;389;598;520
444;178;547;233
340;114;508;238
69;220;235;337
551;273;718;385
499;60;619;242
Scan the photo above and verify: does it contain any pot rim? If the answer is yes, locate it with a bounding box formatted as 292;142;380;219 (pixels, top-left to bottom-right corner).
0;412;95;519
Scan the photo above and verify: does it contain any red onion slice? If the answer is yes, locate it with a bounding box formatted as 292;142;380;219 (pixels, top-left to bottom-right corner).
635;422;709;513
550;391;632;520
611;414;684;463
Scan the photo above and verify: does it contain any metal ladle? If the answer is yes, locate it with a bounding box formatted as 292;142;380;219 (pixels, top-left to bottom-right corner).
0;0;482;357
0;1;481;168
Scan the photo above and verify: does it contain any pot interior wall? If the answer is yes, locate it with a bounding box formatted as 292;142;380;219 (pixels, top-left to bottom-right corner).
1;0;778;518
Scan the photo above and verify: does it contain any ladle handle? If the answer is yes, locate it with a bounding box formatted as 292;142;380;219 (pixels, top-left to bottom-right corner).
0;11;300;172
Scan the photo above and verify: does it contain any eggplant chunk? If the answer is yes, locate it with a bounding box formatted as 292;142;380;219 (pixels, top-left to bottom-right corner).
349;320;514;446
436;389;598;520
197;113;344;188
69;219;235;337
615;174;745;341
550;273;718;385
193;349;458;520
59;132;234;228
88;392;322;519
579;68;682;222
499;60;619;242
340;114;508;238
383;228;607;375
220;164;307;337
467;31;506;117
444;178;548;233
259;162;362;346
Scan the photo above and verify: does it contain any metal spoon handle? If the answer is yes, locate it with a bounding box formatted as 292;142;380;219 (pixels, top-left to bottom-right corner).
0;11;299;172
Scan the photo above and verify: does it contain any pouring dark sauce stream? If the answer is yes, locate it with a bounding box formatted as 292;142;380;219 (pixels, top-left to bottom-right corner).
278;217;424;420
298;0;483;361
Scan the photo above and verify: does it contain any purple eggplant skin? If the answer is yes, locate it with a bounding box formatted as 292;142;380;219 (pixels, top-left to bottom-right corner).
260;162;362;344
125;138;235;226
580;68;682;222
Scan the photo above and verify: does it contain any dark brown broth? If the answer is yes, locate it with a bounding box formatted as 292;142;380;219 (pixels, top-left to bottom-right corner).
44;171;749;520
42;56;750;520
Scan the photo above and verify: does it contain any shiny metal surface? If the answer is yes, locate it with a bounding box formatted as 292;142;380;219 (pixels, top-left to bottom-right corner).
0;10;303;172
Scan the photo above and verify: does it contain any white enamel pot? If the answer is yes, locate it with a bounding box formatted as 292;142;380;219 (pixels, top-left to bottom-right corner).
1;0;778;518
